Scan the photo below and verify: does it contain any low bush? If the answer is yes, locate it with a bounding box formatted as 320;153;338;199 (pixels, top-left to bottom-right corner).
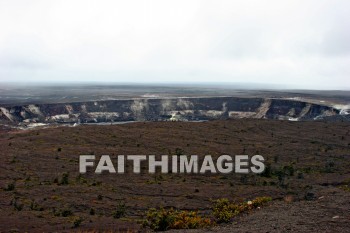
143;208;213;231
71;216;83;228
212;196;272;223
144;196;272;230
59;173;69;185
11;197;23;211
54;207;73;217
112;202;126;219
4;182;15;191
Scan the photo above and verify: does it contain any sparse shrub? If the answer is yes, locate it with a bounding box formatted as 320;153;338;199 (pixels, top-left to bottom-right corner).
11;197;23;211
54;207;73;217
260;163;272;177
251;196;272;207
89;208;95;215
30;200;38;210
57;147;62;152
10;156;16;164
304;192;316;201
30;200;44;211
113;201;126;219
4;182;15;191
212;196;272;223
76;174;88;184
283;165;294;176
61;208;73;217
59;173;69;185
175;148;184;156
275;170;286;185
324;160;335;173
212;198;236;223
144;208;212;231
339;185;350;192
240;175;248;184
72;216;83;228
297;172;304;179
302;167;311;174
90;180;102;186
324;145;332;152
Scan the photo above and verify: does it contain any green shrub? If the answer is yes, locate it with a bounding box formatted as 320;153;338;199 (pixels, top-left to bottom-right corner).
89;208;95;215
251;196;272;207
297;172;304;179
113;202;126;219
30;200;44;211
143;196;272;230
4;182;15;191
53;207;73;217
212;198;237;223
324;160;335;173
339;185;350;192
61;209;73;217
283;165;295;176
260;163;272;177
11;197;23;211
72;216;83;228
59;173;69;185
175;148;184;156
143;208;213;231
212;196;272;223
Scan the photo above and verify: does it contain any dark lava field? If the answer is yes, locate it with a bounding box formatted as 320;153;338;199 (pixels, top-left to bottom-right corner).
0;119;349;232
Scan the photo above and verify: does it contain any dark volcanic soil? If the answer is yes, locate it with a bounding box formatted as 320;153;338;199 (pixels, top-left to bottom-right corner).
0;119;349;232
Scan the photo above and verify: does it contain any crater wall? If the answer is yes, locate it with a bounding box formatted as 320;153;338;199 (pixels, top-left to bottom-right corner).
0;97;340;125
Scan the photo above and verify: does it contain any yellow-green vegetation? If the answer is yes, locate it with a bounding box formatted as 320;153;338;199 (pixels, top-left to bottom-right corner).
212;196;272;223
339;185;350;192
144;196;272;231
112;202;127;219
338;178;350;192
71;216;83;228
143;208;213;231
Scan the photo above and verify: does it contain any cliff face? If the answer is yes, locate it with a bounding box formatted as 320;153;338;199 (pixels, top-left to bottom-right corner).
0;97;339;125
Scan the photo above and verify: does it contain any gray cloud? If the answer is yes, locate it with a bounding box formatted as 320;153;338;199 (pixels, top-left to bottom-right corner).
0;0;349;89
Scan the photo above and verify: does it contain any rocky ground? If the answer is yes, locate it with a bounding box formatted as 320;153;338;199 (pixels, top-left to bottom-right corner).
0;119;349;232
168;186;350;233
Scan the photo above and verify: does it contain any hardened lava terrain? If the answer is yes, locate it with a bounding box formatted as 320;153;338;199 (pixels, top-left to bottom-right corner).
0;119;349;232
1;84;350;128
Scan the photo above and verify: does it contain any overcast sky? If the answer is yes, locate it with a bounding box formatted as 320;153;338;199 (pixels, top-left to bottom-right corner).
0;0;349;89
